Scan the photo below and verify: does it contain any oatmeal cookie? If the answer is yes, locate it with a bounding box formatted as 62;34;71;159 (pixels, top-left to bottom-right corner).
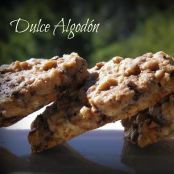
0;53;88;127
28;68;100;152
87;51;174;119
29;51;174;152
122;94;174;147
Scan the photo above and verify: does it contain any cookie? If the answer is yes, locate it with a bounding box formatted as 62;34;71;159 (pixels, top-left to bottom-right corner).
29;51;174;152
122;94;174;147
0;53;88;127
87;51;174;119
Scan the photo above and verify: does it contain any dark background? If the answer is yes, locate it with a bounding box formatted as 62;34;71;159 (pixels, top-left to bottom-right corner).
1;0;174;66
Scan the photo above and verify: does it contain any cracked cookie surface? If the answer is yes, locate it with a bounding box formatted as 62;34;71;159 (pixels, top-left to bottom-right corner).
28;66;100;152
87;51;174;119
0;53;88;127
29;51;174;152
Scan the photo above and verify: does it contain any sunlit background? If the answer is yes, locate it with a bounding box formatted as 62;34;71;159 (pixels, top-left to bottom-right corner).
1;0;174;130
1;0;174;66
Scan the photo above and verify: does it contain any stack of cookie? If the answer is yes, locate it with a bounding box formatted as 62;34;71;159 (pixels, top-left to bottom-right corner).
1;51;174;152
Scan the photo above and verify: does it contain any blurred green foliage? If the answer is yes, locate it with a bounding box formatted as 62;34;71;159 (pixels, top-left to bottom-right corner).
91;12;174;64
0;0;174;66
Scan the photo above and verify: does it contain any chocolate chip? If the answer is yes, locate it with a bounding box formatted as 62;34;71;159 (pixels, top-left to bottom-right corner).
0;71;6;74
132;122;138;129
152;114;167;126
127;82;142;101
146;118;152;125
30;90;36;96
133;90;142;101
171;71;174;78
157;82;162;87
56;85;66;92
12;91;21;98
